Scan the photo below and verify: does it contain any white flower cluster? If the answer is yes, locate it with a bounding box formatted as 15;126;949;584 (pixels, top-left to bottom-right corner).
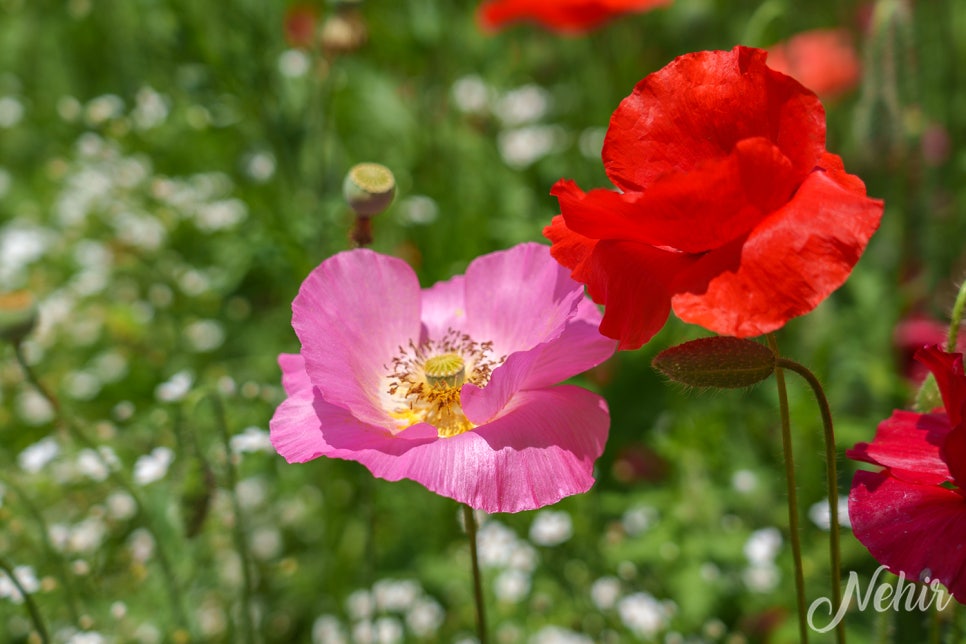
476;517;539;604
742;526;783;593
313;578;445;643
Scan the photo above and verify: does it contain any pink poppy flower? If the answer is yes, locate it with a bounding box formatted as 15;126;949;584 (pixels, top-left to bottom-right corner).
848;345;966;600
270;243;616;513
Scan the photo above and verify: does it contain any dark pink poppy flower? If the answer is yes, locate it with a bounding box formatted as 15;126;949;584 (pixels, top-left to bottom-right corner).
270;243;616;513
848;345;966;600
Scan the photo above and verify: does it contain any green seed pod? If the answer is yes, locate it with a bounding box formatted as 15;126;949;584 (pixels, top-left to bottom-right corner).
652;336;776;389
343;162;396;218
0;291;38;345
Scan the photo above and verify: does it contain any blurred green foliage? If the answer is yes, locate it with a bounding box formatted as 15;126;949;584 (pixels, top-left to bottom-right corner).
1;0;965;642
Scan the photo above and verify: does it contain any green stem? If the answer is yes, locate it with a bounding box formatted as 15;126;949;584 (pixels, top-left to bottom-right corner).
946;279;966;352
767;334;809;644
462;505;488;644
931;599;941;644
950;600;960;644
0;556;49;643
1;476;82;624
208;394;259;644
775;355;845;644
11;342;191;633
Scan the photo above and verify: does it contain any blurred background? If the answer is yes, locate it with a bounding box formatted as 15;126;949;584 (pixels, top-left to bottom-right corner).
0;0;964;641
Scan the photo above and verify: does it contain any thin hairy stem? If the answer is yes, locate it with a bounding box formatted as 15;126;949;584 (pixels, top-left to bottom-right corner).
2;476;82;623
209;393;259;644
0;556;49;643
776;355;845;644
11;343;190;633
767;334;809;644
462;505;489;644
946;280;966;352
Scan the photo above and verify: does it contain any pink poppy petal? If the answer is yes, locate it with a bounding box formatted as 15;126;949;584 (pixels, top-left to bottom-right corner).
670;159;884;337
850;470;966;600
279;353;311;395
292;249;422;429
348;386;609;513
270;387;437;464
269;389;337;463
463;242;585;357
461;306;614;425
846;410;952;486
420;275;467;340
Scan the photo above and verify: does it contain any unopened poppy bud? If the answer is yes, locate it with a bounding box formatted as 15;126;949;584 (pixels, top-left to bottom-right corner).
0;290;38;344
343;162;396;219
652;336;776;389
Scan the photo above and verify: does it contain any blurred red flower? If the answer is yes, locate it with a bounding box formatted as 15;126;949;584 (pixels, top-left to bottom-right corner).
545;46;883;350
284;4;319;49
477;0;671;33
766;29;861;100
848;345;966;601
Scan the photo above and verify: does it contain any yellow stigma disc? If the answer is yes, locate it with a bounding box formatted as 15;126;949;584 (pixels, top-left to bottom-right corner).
423;353;466;388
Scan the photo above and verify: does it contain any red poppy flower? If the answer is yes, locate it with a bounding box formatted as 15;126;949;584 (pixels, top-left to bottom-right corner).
544;46;883;350
766;29;862;100
477;0;671;34
848;345;966;600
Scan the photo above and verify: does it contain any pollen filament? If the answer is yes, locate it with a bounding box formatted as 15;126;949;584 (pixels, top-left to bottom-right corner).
385;329;503;438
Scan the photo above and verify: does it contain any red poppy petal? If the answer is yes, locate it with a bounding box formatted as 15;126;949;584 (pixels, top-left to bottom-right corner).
669;159;884;337
543;212;599;297
915;345;966;427
477;0;670;33
845;410;951;486
544;207;694;349
849;470;966;601
559;138;800;253
603;46;826;194
587;240;695;350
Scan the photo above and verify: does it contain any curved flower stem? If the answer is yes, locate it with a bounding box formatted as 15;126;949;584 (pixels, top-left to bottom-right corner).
10;342;190;634
774;355;845;644
462;505;488;644
1;476;82;624
208;393;258;644
0;556;49;643
946;279;966;352
767;334;809;644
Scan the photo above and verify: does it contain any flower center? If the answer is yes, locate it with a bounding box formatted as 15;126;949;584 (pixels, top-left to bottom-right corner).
423;353;466;388
385;329;502;438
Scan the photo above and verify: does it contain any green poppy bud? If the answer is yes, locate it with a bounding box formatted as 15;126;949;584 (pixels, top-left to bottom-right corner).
343;162;396;218
652;336;776;389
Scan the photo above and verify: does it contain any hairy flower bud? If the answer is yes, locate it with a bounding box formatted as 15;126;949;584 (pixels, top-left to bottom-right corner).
652;336;776;389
